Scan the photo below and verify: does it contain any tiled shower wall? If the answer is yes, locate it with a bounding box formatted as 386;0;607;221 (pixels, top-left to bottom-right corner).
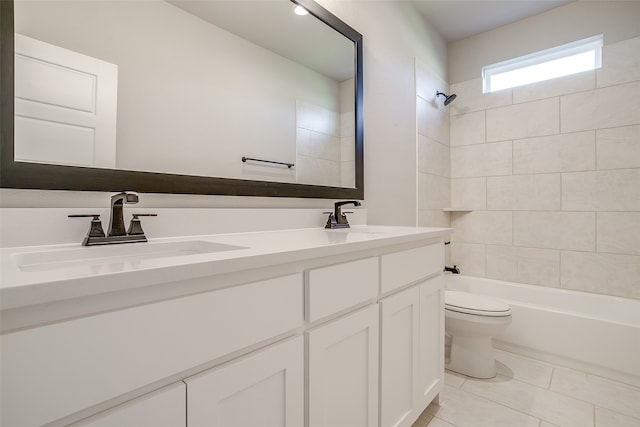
416;59;451;230
296;78;355;188
296;101;342;187
448;36;640;300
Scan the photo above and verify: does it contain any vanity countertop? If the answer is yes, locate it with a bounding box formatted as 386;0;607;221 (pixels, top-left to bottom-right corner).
0;226;450;311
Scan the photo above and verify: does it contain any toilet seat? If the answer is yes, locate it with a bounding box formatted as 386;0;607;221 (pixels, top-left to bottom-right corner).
445;290;511;317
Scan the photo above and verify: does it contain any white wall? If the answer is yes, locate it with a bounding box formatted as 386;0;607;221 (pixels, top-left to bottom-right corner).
448;31;640;300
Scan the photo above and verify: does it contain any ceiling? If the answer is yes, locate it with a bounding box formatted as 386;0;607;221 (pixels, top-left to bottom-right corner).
169;0;354;81
410;0;574;42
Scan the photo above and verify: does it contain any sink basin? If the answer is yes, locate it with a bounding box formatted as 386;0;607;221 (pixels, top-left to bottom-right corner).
13;240;248;272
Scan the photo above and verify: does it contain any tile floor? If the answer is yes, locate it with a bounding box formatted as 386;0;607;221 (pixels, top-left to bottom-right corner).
412;349;640;427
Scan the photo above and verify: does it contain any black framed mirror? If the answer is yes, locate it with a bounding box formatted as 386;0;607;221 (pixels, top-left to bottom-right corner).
0;0;363;199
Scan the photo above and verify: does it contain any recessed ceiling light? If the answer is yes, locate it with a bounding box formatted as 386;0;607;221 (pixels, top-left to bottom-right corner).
294;5;309;16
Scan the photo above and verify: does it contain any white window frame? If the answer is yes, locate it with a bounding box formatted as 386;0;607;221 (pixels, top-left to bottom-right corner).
482;34;603;93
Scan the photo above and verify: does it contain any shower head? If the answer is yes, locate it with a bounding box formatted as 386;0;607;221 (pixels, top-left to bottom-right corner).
436;91;457;106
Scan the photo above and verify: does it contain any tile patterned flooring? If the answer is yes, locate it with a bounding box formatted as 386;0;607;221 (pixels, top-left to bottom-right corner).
413;349;640;427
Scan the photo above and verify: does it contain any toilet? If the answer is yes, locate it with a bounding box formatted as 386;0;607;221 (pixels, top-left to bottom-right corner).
444;290;512;378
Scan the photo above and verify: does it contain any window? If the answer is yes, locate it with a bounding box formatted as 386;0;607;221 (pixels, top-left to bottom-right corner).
482;35;603;93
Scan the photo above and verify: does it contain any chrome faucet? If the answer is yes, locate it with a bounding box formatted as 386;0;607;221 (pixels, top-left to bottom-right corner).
69;192;156;246
108;191;139;237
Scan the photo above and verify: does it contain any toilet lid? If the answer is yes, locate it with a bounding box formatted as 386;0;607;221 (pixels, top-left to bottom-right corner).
445;290;511;317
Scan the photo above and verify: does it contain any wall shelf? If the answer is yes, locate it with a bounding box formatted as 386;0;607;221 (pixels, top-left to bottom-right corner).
442;208;473;212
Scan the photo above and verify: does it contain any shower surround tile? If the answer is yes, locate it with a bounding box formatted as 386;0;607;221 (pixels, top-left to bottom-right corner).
560;81;640;133
416;59;451;231
418;173;450;210
449;242;486;277
487;174;561;211
596;125;640;170
448;78;512;115
297;102;339;136
416;59;449;105
450;211;512;246
486;97;559;142
418;95;450;145
486;245;560;286
597;36;640;88
418;210;451;229
418;135;450;177
450;111;485;146
513;131;596;174
597;212;640;255
562;169;640;211
513;211;596;251
450;178;486;210
560;251;640;299
296;155;340;187
450;141;512;178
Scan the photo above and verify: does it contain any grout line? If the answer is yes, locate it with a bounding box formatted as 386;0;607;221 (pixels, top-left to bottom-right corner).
456;377;559;424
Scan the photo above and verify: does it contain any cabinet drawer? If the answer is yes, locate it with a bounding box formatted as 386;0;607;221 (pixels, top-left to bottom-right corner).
306;257;379;322
381;244;443;293
0;274;303;427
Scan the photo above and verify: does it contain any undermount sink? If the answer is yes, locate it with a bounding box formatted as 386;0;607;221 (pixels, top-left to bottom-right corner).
13;240;248;272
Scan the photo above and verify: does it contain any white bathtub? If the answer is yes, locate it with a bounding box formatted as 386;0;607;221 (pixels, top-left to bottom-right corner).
445;275;640;388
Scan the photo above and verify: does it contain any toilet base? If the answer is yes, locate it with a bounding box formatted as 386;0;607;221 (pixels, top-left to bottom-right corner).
446;335;497;379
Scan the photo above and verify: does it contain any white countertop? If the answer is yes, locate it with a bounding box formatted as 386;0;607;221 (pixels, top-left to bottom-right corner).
1;225;450;311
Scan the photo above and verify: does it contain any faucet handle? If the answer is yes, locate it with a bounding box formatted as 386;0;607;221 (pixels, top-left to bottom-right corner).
68;214;106;238
69;214;106;245
127;213;157;236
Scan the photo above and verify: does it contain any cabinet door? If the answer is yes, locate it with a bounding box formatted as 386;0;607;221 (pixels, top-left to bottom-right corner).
308;304;379;427
71;383;185;427
418;275;445;408
185;336;303;427
380;286;420;427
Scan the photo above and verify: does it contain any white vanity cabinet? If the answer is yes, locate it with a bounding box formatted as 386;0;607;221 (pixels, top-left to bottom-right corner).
379;244;445;427
0;226;449;427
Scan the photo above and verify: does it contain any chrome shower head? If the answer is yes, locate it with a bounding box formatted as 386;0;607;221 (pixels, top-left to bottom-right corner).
436;91;457;106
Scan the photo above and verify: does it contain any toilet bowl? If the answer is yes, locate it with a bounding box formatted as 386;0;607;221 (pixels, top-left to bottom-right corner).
445;290;511;378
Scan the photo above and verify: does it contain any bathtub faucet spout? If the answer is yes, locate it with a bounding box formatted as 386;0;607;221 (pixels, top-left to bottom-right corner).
444;265;460;274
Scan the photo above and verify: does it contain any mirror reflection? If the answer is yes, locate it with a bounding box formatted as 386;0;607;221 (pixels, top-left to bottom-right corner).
13;0;356;188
